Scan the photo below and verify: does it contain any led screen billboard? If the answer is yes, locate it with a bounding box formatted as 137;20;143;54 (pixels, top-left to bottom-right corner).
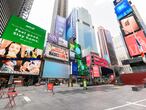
54;16;66;38
74;43;82;59
72;62;78;76
47;33;58;44
44;43;69;61
125;30;146;57
120;15;140;35
2;16;46;49
125;34;140;56
42;61;70;78
92;65;100;78
114;0;133;20
66;9;76;41
0;16;46;75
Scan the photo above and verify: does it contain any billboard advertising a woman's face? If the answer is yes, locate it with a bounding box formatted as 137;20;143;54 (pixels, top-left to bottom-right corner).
0;39;42;75
0;16;46;75
120;15;139;35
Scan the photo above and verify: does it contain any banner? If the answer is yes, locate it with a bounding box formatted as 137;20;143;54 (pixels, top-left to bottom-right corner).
120;15;139;35
125;30;146;56
44;43;69;61
2;16;46;50
47;33;58;44
58;37;68;47
54;16;66;38
0;16;46;75
42;61;70;78
114;0;133;20
93;65;100;78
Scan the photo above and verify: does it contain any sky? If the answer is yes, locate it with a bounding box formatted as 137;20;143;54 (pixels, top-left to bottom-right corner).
28;0;146;37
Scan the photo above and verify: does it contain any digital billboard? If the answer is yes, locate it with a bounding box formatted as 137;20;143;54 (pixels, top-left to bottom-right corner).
120;15;140;35
43;61;70;78
135;30;146;53
114;0;133;20
0;39;43;75
125;34;140;56
0;16;46;75
54;16;66;38
125;30;146;57
86;55;91;67
92;65;100;78
72;62;78;76
44;43;69;61
66;9;77;41
2;16;46;49
74;43;82;59
47;33;58;44
113;0;122;6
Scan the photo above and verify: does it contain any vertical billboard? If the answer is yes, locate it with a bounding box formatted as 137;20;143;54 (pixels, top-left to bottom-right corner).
66;9;77;41
54;16;66;38
47;33;58;44
72;62;78;76
125;30;146;57
114;0;133;20
0;16;46;75
42;61;70;78
92;65;100;78
120;15;140;35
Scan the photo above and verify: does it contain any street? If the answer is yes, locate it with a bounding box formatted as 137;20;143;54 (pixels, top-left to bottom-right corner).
1;84;146;110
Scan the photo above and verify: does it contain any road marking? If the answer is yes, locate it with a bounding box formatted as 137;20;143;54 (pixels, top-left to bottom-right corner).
105;99;146;110
23;96;31;102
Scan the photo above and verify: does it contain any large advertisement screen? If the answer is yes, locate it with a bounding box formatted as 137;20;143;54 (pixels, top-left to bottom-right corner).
114;0;133;20
2;16;46;49
54;16;66;38
124;30;146;56
66;9;76;41
0;40;42;75
0;16;46;75
120;15;140;35
44;43;69;61
42;61;70;78
72;62;78;76
47;33;58;44
92;66;100;78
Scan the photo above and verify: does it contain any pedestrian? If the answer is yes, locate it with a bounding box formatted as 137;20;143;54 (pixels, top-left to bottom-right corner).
83;79;87;90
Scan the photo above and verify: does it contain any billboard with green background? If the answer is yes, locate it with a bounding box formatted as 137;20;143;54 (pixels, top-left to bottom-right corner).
2;16;46;50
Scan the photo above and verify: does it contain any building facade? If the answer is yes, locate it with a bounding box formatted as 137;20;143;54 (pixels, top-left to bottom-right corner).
66;8;98;54
0;0;34;37
97;26;118;65
50;0;68;33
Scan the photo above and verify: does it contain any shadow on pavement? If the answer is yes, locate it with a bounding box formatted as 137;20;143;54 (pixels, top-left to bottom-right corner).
55;85;119;95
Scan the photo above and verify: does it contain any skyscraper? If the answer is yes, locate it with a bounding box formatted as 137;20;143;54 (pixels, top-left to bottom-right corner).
0;0;34;37
66;8;98;54
97;26;118;65
50;0;68;33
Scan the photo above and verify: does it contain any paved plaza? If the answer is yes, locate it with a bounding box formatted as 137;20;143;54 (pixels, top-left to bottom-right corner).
1;84;146;110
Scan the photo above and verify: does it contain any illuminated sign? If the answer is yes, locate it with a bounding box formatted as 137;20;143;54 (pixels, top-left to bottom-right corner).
44;43;69;61
124;30;146;56
113;0;122;6
47;33;58;44
120;15;140;35
114;0;133;20
2;16;46;49
58;37;68;47
54;15;66;38
92;66;100;78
